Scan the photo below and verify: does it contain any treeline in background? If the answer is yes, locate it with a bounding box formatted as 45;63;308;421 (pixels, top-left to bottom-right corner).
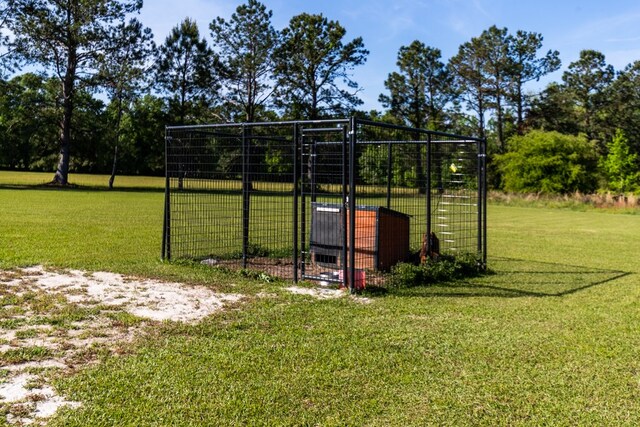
1;0;639;194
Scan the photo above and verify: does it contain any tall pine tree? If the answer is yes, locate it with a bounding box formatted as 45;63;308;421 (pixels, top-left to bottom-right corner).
6;0;144;184
274;13;368;120
562;50;614;145
210;0;278;122
99;18;155;188
155;18;220;125
508;30;560;132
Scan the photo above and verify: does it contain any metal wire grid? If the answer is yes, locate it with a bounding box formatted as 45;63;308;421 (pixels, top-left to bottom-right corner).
354;122;430;256
429;139;481;255
298;126;348;281
242;125;296;260
165;128;244;260
163;119;487;286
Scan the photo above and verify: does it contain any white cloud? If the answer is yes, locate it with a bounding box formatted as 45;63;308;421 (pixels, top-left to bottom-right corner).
471;0;492;20
606;36;640;43
440;0;496;38
562;10;640;47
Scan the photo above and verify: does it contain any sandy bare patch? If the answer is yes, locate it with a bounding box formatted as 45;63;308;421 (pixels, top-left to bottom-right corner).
20;266;242;323
1;373;81;425
285;285;372;304
0;266;243;425
285;286;346;299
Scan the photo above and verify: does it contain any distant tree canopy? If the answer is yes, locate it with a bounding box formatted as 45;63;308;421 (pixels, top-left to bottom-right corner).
1;0;639;194
0;0;12;76
0;73;59;170
508;30;560;131
379;40;451;192
100;18;155;188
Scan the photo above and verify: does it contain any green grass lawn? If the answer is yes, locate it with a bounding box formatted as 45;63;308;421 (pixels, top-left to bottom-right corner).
0;170;166;189
1;172;640;425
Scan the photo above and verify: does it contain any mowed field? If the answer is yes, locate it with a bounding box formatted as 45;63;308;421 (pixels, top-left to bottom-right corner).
1;171;640;426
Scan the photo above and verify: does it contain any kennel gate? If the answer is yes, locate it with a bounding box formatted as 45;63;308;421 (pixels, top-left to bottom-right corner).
162;118;487;291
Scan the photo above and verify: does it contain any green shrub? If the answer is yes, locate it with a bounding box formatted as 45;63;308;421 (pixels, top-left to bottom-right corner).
387;262;426;288
387;253;484;289
496;130;599;194
600;129;640;193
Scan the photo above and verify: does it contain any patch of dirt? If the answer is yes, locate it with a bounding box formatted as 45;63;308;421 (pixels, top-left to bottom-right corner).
284;286;372;304
0;266;243;426
285;286;346;299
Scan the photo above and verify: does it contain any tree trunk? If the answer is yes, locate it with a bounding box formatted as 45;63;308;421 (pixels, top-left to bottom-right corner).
516;80;524;134
477;95;486;140
53;39;77;185
108;145;118;189
53;138;71;185
53;81;74;185
496;93;504;153
109;96;124;190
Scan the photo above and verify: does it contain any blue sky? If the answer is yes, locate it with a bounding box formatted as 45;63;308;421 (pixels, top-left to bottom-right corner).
139;0;640;111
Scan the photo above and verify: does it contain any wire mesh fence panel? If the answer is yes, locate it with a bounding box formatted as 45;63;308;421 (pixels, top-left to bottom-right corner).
355;122;429;249
241;125;297;278
163;118;486;289
300;125;349;285
352;122;426;286
430;138;482;256
165;127;244;260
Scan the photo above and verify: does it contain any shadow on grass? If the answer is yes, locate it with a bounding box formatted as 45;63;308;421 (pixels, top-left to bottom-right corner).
0;183;296;196
0;183;167;193
392;257;632;298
